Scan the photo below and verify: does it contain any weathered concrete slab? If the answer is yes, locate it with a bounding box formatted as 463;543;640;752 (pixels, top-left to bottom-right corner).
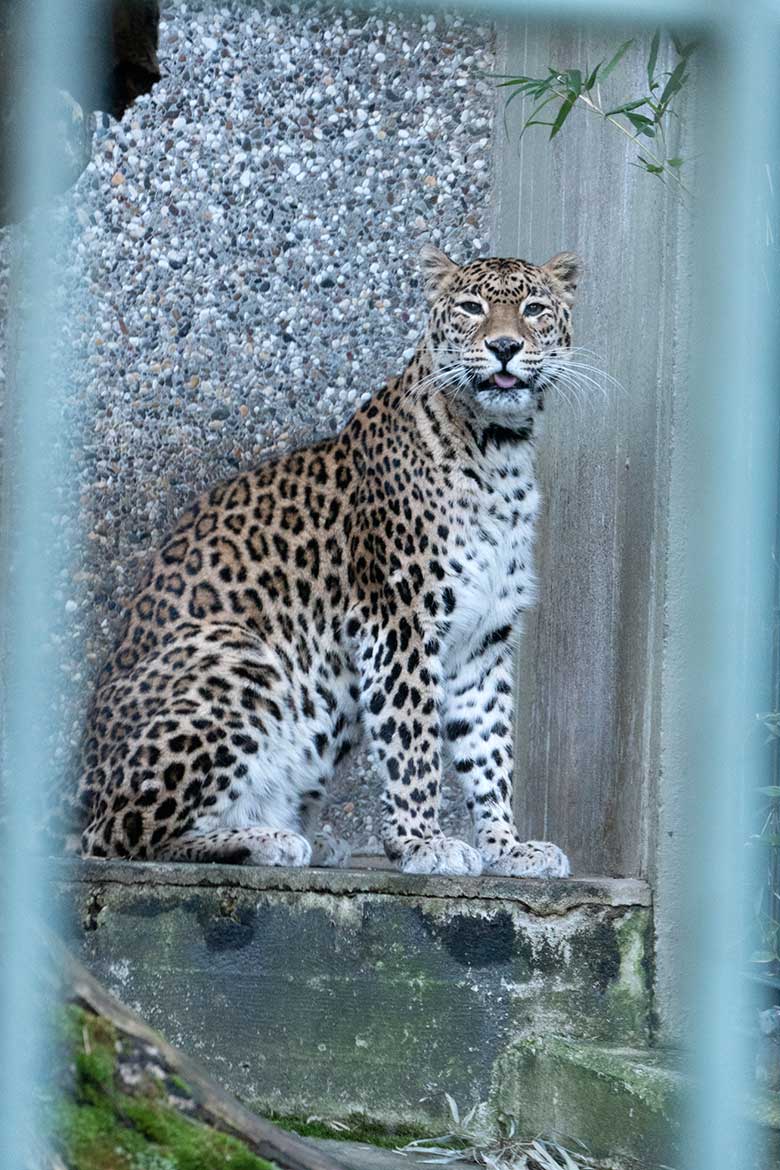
493;1037;780;1170
494;1038;687;1168
54;859;652;1132
58;856;651;909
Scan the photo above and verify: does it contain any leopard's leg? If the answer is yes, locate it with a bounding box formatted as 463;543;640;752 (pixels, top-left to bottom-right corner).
298;783;352;868
78;701;315;865
359;609;482;877
155;826;312;866
295;674;357;869
80;630;359;866
444;647;570;878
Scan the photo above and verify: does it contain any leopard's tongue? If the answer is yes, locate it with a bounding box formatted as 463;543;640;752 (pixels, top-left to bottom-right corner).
493;372;519;389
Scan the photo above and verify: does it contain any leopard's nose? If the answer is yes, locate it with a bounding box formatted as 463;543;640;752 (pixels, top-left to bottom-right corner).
485;336;522;364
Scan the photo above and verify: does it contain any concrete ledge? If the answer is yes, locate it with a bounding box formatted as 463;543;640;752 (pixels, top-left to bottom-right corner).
494;1038;686;1168
54;859;653;1132
492;1037;780;1170
57;858;651;913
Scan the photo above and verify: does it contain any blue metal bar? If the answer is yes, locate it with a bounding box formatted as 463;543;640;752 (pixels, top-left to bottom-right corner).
0;3;94;1167
684;7;780;1169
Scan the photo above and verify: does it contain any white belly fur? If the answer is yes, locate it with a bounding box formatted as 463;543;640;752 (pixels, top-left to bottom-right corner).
441;445;539;676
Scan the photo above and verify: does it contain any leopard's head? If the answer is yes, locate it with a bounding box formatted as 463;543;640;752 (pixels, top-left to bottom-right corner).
419;245;580;416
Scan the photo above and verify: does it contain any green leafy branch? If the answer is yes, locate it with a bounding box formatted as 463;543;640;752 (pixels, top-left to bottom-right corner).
498;31;697;201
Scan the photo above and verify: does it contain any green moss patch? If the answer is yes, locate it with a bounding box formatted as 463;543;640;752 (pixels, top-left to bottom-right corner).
51;1005;278;1170
268;1111;429;1150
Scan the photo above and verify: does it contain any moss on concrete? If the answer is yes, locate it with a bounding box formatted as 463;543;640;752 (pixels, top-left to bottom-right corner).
534;1037;683;1115
59;864;654;1131
491;1036;690;1168
604;911;654;1040
52;1004;278;1170
268;1111;430;1151
493;1034;780;1170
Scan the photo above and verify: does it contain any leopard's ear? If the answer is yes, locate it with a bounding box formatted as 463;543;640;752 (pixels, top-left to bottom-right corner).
542;252;581;303
419;243;459;303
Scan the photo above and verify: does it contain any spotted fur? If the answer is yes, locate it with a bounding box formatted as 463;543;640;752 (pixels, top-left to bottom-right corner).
77;246;579;877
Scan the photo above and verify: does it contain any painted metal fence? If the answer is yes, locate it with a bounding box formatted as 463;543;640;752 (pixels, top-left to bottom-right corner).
1;1;778;1167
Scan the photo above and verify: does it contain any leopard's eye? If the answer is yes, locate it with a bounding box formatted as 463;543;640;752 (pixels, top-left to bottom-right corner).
524;301;548;318
457;300;485;315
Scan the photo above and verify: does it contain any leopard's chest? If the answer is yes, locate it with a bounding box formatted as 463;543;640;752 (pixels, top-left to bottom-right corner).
439;453;539;674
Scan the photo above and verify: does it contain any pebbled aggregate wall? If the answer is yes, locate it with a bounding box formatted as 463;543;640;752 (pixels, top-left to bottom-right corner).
0;0;496;847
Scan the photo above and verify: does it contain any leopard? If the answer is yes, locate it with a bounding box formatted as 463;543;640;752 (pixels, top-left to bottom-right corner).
77;244;580;877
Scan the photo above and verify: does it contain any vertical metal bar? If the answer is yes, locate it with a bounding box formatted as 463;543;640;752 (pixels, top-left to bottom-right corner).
1;2;93;1166
684;5;780;1169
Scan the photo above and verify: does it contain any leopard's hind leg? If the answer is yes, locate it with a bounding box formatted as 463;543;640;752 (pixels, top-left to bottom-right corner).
156;826;312;866
80;628;361;867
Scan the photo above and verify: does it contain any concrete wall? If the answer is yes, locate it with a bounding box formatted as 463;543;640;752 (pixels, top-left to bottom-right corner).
494;24;693;886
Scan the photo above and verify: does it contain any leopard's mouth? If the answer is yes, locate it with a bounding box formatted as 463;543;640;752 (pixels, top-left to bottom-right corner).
477;372;533;392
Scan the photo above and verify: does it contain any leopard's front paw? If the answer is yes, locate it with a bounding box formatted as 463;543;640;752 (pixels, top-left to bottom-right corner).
485;840;570;878
400;836;483;877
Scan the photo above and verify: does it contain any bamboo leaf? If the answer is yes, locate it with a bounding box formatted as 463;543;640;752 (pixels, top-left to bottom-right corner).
503;83;536;112
549;89;578;139
564;68;582;94
462;1103;478;1129
517;92;559;135
600;38;634;81
398;1136;458;1151
667;156;684;167
501;76;553;110
605;98;650;116
444;1093;459;1125
627;112;656;137
751;834;780;847
659;59;688;107
758;786;780;797
497;77;546;92
647;28;660;88
585;61;602;90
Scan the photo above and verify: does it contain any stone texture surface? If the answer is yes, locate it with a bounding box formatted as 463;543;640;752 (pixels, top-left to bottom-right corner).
62;856;652;910
0;0;496;847
56;859;653;1131
494;1037;689;1169
494;1036;780;1170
